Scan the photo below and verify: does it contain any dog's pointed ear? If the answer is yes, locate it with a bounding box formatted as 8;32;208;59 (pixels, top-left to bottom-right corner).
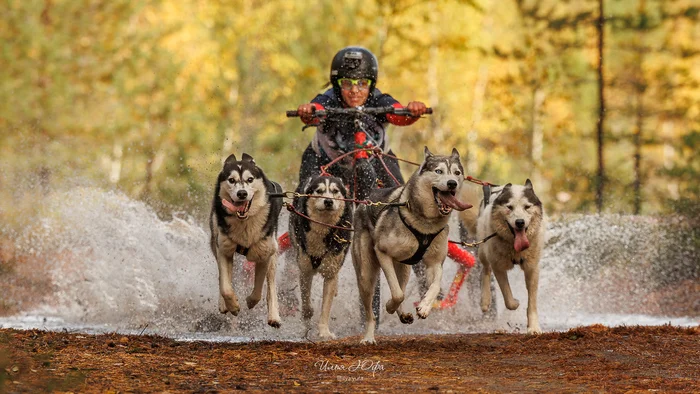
303;177;314;195
224;154;237;165
451;148;460;159
334;178;348;198
241;153;255;164
525;179;533;189
504;183;513;189
424;146;433;159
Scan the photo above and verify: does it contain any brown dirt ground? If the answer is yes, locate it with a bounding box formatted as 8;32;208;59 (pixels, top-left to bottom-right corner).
0;325;698;393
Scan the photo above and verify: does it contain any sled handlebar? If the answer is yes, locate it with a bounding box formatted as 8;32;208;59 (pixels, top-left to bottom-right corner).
286;106;432;118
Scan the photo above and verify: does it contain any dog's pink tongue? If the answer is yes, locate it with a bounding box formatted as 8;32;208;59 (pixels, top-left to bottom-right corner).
222;199;246;213
437;192;473;211
514;230;530;252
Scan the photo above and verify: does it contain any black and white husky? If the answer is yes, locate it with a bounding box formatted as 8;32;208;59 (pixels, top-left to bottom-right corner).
352;147;472;344
460;180;545;334
209;153;283;328
289;175;352;340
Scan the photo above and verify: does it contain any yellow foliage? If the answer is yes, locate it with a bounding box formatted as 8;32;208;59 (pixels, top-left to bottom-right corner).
0;0;698;218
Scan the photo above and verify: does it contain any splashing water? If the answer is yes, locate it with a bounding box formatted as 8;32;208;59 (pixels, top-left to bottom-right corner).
1;188;697;341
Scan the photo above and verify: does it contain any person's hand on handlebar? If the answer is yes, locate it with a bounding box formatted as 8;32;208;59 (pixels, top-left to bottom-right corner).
297;104;317;123
406;101;428;117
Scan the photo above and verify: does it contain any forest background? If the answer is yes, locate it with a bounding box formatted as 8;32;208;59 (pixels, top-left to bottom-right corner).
1;0;699;228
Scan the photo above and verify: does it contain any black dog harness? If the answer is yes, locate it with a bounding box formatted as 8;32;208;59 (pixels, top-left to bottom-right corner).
309;254;325;270
308;227;348;269
398;207;444;265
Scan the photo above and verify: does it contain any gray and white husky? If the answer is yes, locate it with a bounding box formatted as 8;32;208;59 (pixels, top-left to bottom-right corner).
352;147;472;344
209;153;283;328
289;175;352;340
460;180;545;334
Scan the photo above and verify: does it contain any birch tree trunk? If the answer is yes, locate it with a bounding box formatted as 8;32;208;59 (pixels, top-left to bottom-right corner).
596;0;606;213
465;10;493;175
466;63;489;176
530;87;546;189
221;83;240;163
427;2;442;145
109;140;123;184
633;0;646;215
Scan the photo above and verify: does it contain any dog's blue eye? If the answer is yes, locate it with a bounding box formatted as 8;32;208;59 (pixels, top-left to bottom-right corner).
435;169;443;174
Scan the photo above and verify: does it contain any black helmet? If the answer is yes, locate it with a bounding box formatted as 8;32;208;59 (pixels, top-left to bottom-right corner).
330;46;378;92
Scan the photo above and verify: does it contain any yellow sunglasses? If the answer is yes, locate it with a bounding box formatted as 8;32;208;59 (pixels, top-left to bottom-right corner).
338;78;372;91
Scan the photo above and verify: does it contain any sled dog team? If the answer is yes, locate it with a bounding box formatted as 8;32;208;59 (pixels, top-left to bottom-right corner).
210;148;545;344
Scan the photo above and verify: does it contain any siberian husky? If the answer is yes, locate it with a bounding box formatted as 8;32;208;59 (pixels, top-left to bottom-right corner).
209;153;283;328
352;147;472;344
289;175;352;339
460;180;545;334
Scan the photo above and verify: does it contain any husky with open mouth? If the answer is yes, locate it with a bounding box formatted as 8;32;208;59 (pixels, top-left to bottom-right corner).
209;153;283;328
289;175;352;340
352;147;472;344
460;180;545;334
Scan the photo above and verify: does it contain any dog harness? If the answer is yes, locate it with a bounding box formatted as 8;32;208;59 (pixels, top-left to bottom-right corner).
309;255;323;270
292;192;352;271
397;207;444;265
219;181;283;259
307;227;349;270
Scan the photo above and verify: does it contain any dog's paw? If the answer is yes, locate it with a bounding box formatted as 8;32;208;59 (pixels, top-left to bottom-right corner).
218;296;227;314
246;296;260;309
480;294;491;313
505;298;520;311
360;337;376;345
229;306;240;316
527;324;542;334
416;304;432;319
268;319;281;329
398;312;414;325
221;299;240;316
480;290;492;313
319;330;337;340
